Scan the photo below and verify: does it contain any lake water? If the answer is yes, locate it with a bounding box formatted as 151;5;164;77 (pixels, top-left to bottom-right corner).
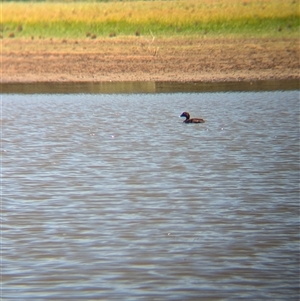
2;89;299;300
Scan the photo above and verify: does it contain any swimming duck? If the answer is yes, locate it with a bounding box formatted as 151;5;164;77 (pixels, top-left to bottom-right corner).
180;112;205;123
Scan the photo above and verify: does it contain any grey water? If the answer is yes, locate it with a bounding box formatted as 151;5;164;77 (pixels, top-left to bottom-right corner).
2;90;299;300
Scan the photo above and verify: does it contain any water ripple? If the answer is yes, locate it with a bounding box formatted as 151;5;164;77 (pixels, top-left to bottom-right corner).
2;91;299;300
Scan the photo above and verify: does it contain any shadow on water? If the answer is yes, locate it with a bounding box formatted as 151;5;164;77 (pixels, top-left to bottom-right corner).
1;79;299;94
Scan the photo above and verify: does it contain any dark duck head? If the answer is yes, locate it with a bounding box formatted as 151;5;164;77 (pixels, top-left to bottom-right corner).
180;111;205;123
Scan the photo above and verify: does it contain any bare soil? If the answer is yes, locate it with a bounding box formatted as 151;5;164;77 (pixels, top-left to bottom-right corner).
1;37;299;83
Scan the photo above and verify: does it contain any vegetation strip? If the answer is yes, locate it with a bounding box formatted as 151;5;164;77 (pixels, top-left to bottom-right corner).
1;0;299;39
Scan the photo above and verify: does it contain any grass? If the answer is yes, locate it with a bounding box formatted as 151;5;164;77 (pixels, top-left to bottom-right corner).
1;0;299;39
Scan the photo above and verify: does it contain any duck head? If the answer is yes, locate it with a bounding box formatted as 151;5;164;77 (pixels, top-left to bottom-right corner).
180;112;190;120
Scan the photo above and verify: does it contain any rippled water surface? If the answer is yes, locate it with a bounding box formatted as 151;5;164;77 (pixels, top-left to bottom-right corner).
2;91;299;300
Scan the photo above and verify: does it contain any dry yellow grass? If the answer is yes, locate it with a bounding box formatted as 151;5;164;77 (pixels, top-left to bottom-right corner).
1;0;299;38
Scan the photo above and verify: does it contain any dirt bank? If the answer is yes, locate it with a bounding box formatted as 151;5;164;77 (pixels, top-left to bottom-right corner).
1;37;299;83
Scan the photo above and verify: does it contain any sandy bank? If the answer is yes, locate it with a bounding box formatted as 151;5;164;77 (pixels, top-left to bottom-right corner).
1;37;299;83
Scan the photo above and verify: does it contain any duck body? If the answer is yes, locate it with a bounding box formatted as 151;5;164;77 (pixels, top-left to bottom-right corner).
180;112;205;123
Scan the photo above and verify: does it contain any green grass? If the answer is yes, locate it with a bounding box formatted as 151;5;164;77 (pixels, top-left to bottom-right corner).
1;0;299;39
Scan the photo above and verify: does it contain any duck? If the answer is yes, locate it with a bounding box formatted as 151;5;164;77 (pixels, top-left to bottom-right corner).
180;112;205;123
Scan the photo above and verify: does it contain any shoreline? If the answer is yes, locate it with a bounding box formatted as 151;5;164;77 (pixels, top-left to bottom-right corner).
1;73;299;84
2;79;299;94
1;37;299;85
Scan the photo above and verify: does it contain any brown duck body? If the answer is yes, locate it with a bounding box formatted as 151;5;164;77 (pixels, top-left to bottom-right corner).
180;112;205;123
